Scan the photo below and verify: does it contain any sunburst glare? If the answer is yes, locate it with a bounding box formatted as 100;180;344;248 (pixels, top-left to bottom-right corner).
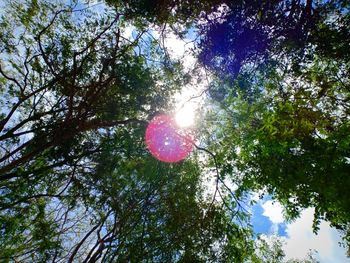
175;103;196;127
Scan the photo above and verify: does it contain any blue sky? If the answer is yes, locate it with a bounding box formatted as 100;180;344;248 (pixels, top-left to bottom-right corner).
252;201;287;237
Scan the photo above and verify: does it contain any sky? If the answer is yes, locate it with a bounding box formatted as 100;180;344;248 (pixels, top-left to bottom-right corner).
251;195;349;262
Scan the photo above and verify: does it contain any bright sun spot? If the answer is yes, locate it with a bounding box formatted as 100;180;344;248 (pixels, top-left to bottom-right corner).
175;104;195;127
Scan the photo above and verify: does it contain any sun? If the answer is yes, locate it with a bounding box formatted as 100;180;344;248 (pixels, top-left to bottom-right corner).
175;104;195;127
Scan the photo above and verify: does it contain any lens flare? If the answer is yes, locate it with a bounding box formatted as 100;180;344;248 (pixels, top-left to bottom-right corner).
145;114;194;163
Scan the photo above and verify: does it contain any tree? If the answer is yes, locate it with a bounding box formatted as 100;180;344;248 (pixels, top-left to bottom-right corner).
197;0;350;249
0;0;258;261
0;0;187;260
1;0;349;261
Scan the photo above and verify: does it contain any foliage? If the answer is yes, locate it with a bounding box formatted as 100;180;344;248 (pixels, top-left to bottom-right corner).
0;0;256;261
197;0;350;250
0;0;349;261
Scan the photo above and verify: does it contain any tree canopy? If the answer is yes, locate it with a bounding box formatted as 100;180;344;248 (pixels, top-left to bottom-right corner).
0;0;349;262
197;0;350;246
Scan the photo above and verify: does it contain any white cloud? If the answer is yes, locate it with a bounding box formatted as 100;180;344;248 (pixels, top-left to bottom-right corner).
260;202;348;262
122;25;137;40
163;32;187;58
262;200;285;224
250;190;266;203
282;208;349;263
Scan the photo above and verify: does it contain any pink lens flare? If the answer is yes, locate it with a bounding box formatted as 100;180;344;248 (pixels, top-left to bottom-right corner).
145;114;194;163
